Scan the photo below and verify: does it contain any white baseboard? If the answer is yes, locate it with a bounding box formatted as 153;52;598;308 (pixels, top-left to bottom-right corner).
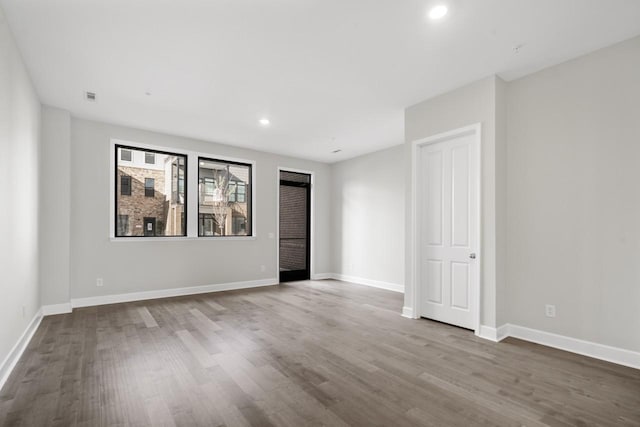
401;306;416;319
70;278;279;309
0;308;43;391
502;324;640;370
477;325;497;341
330;273;404;293
311;273;333;280
496;324;510;341
477;324;510;342
41;302;72;316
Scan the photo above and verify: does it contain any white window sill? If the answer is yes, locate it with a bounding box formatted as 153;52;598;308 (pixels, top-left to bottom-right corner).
110;236;257;242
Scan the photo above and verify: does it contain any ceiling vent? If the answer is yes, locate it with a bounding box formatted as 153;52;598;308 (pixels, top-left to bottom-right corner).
85;91;96;101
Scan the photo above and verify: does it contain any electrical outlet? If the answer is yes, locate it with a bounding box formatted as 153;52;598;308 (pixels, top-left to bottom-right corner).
260;265;266;272
96;278;104;287
545;304;556;318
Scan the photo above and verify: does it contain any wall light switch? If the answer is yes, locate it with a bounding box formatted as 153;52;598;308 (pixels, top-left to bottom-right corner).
96;278;104;287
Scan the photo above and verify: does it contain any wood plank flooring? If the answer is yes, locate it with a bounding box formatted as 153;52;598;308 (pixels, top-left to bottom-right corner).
1;280;638;426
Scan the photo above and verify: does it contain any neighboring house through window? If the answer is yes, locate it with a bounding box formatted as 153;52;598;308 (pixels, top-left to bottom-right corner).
145;178;155;197
115;145;187;237
114;143;254;239
120;175;131;196
121;149;132;161
117;214;129;235
198;157;252;236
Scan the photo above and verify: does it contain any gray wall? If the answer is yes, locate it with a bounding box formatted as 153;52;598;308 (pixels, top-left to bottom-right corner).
330;145;405;288
404;75;508;328
0;7;41;366
506;36;640;352
65;118;331;300
40;107;71;306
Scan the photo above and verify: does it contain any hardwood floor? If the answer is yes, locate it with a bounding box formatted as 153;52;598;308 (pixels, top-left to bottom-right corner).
1;280;638;426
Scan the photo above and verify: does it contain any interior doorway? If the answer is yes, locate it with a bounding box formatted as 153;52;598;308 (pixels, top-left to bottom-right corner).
413;125;481;331
278;170;311;282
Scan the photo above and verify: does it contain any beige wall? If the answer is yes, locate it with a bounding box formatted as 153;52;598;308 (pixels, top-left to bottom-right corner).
0;7;41;372
506;36;640;352
330;144;405;288
404;75;507;328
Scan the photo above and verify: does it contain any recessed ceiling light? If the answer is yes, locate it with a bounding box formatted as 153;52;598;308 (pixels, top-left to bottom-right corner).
428;5;448;20
200;161;205;166
259;118;270;126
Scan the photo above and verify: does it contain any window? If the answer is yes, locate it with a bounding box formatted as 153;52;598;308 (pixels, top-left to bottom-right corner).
198;157;252;236
232;216;246;234
199;213;217;236
172;158;185;202
145;178;155;197
120;175;131;196
115;145;187;237
228;180;246;203
117;215;129;235
203;177;215;197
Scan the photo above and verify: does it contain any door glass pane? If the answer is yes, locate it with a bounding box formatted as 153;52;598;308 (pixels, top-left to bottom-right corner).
279;184;308;272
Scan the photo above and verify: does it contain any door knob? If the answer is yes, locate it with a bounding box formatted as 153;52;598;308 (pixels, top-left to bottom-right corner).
469;253;476;259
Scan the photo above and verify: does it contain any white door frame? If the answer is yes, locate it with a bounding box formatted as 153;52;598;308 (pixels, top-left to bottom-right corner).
276;167;315;282
409;123;482;336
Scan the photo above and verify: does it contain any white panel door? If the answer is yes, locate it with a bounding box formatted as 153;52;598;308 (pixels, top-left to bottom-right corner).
419;133;478;330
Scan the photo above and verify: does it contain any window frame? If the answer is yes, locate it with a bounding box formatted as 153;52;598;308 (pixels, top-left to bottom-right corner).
113;143;188;239
110;139;257;241
197;156;253;238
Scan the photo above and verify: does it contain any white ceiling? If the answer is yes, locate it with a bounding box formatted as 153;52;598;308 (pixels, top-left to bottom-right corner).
2;0;640;163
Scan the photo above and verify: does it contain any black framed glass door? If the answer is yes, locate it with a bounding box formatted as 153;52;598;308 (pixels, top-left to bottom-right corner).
279;171;311;282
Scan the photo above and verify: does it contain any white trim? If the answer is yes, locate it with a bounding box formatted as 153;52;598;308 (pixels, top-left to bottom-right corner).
109;236;257;243
109;138;258;240
402;306;416;319
0;309;43;391
70;278;278;308
276;167;316;281
306;272;405;293
409;123;482;334
502;324;640;370
477;325;503;342
41;303;72;316
330;273;404;293
496;324;510;341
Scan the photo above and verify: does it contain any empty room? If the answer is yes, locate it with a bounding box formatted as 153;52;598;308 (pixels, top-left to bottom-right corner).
1;0;639;426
